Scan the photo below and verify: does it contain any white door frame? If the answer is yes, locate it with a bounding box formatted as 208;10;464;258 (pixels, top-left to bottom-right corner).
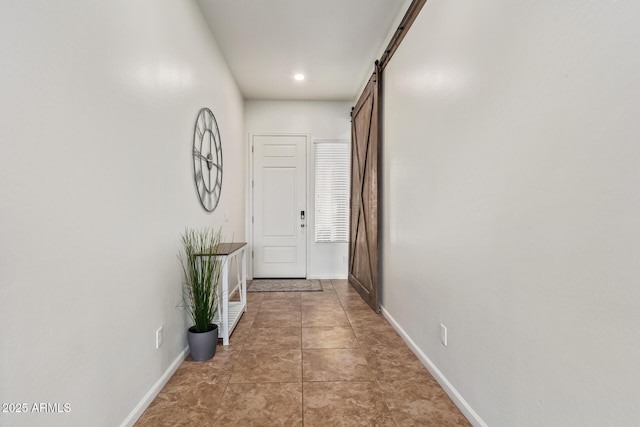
247;133;310;280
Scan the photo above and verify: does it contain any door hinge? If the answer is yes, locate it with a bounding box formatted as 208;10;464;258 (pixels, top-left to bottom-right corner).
251;145;254;153
252;250;254;258
252;216;254;224
252;180;254;188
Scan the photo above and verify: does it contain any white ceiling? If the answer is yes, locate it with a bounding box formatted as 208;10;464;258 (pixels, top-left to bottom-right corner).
196;0;407;101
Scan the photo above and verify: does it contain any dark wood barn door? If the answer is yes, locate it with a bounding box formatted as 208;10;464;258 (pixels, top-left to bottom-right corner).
347;1;427;312
349;67;380;312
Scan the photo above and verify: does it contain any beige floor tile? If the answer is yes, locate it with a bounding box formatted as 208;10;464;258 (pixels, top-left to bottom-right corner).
303;292;339;302
261;292;302;301
301;307;350;328
330;279;350;288
259;298;301;312
332;282;361;296
303;381;395;426
301;293;341;303
218;319;253;350
232;291;264;308
378;379;471;426
135;365;229;426
302;290;340;299
136;406;215;426
355;327;406;348
216;337;246;351
337;291;373;303
244;301;262;313
246;292;266;303
362;345;432;381
339;295;373;311
303;348;373;381
301;289;338;300
301;304;343;315
229;349;302;383
184;348;237;374
302;327;359;349
233;313;256;330
301;300;344;313
320;279;335;290
242;327;302;350
139;286;470;426
213;382;302;426
240;303;261;321
334;290;361;298
346;308;392;329
253;309;302;328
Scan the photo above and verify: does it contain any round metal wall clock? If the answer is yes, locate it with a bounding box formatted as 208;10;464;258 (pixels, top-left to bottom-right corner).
192;107;223;212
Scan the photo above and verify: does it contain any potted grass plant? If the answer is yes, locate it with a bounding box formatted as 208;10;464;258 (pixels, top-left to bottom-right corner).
180;227;224;361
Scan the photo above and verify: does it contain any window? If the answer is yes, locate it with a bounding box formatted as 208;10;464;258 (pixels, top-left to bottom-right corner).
314;140;350;243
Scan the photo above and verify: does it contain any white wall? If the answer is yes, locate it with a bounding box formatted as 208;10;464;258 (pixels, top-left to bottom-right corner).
244;101;352;279
378;1;640;426
0;2;244;426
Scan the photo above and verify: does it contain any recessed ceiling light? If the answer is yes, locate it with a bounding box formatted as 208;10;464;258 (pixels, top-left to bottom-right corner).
294;73;305;81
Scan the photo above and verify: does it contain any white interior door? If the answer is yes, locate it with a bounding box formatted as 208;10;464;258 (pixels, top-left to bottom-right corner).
252;134;307;278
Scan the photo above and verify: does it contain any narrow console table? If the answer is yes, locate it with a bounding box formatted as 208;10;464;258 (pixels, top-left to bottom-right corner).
196;242;247;345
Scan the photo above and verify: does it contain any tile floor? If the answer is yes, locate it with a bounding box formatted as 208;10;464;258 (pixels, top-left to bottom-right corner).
135;280;470;426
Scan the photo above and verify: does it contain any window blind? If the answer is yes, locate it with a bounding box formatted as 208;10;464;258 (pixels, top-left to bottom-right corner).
314;140;350;243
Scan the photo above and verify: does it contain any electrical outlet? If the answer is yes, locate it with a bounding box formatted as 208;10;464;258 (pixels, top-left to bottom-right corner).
156;326;164;349
440;324;448;347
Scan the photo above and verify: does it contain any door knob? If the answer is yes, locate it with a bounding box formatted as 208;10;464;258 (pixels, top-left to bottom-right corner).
301;224;305;228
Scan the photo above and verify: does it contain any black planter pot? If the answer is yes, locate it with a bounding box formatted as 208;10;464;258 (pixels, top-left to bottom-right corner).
187;324;218;361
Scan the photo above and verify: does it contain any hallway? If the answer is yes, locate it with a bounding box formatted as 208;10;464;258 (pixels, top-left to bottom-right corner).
136;280;470;426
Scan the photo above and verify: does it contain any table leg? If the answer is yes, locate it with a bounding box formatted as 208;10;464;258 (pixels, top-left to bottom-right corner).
221;257;229;346
241;248;247;312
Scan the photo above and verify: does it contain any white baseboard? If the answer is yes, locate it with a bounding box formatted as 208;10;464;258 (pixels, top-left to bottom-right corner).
380;306;488;427
120;346;189;427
